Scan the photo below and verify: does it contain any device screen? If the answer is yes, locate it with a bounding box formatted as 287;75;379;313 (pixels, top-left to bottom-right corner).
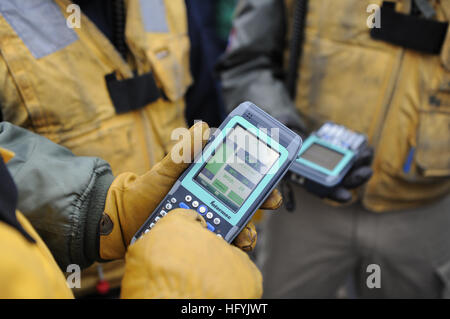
195;125;280;212
300;143;344;171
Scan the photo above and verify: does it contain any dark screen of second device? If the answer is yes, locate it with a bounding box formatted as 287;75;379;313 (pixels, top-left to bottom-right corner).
301;143;344;171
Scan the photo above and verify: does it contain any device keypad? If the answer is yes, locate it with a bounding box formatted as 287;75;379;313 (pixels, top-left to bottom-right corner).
316;122;366;151
138;191;229;240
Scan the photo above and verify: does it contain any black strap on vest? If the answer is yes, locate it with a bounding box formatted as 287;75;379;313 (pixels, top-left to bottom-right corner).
371;1;448;54
0;156;35;243
105;71;162;114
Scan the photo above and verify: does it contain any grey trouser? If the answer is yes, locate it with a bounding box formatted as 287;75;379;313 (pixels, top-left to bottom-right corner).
257;185;450;298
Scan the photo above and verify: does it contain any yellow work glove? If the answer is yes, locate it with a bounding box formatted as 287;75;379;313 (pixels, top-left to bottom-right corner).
121;209;262;299
232;192;282;252
100;122;282;260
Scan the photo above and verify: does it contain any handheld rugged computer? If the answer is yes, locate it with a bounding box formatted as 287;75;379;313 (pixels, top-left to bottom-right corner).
132;102;302;243
290;122;368;188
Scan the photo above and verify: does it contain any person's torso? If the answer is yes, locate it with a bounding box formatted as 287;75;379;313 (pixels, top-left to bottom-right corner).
0;0;192;296
284;0;450;211
0;0;191;175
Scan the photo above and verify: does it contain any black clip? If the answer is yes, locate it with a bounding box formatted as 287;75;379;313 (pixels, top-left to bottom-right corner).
105;71;162;114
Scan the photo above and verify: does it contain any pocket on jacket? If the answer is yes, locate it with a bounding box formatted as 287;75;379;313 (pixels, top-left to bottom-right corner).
145;33;192;102
415;89;450;178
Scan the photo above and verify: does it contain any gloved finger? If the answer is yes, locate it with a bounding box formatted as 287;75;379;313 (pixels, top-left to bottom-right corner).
144;121;211;181
328;187;353;203
259;189;283;210
232;221;257;252
0;148;15;163
101;124;211;259
123;207;263;299
342;166;373;189
250;209;265;223
353;146;374;168
159;208;207;229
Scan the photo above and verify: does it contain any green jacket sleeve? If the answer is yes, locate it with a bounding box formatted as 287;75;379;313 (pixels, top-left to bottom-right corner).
0;122;114;269
218;0;304;130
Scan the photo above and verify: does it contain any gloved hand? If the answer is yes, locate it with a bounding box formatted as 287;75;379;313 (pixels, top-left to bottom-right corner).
298;144;374;204
121;209;262;299
233;190;281;252
328;145;374;203
285;123;374;206
309;144;374;203
100;122;282;260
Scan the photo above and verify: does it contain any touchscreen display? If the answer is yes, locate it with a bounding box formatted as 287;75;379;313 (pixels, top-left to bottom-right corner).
300;143;344;171
195;125;280;212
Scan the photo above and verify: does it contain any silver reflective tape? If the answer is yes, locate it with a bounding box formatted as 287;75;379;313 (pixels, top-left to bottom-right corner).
0;0;78;59
139;0;169;33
